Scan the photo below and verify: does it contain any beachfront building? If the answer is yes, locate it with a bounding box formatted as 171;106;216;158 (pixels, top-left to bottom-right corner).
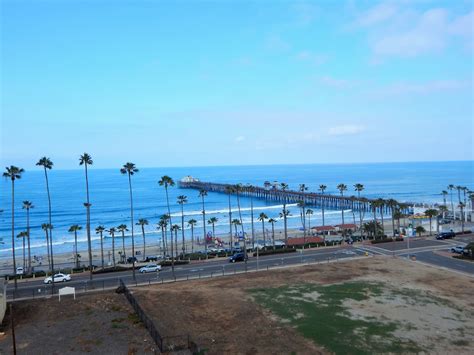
311;225;336;236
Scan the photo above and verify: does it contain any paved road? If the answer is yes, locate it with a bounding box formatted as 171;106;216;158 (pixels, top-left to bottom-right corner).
6;246;366;300
411;251;474;274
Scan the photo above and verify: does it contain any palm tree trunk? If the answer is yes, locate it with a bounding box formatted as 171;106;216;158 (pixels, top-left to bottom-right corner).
141;225;146;260
84;163;93;280
271;223;275;250
74;231;79;269
164;186;174;272
321;198;325;226
161;227;166;258
429;217;432;236
191;225;194;253
302;205;306;241
181;205;185;257
112;232;116;267
380;208;385;236
236;192;245;240
228;193;232;253
43;167;55;291
22;237;25;270
45;229;51;269
358;192;363;238
100;232;104;268
201;196;207;259
121;231;126;262
372;205;377;239
128;173;136;280
27;209;32;274
250;196;255;249
11;180;17;289
261;221;265;247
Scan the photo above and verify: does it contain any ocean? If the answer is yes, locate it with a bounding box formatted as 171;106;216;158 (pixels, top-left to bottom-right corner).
0;161;472;259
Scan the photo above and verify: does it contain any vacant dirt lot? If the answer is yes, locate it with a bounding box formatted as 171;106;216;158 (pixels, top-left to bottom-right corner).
0;292;155;354
133;257;474;354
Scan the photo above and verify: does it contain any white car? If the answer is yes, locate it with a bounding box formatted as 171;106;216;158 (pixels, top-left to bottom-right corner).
139;264;162;273
16;266;24;275
44;273;71;284
450;246;465;254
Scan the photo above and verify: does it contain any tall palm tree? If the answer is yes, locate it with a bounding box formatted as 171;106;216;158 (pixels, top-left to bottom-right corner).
36;157;55;290
386;199;399;237
376;198;386;235
280;182;289;245
136;218;148;260
79;153;93;280
337;184;348;229
231;219;241;239
354;184;364;235
441;190;448;217
121;162;139;280
370;201;378;239
159;175;175;251
247;185;256;249
306;209;313;236
177;195;188;256
424;209;438;236
68;224;82;268
16;231;28;270
268;218;277;250
447;185;455;219
297;200;306;239
225;186;234;252
22;200;34;273
187;219;197;253
234;184;245;240
171;224;180;272
117;224;128;263
207;216;218;242
95;226;106;268
107;227;117;267
3;165;24;289
258;213;268;247
199;189;208;257
458;203;465;232
456;186;463;204
41;223;52;269
319;184;327;226
158;215;169;258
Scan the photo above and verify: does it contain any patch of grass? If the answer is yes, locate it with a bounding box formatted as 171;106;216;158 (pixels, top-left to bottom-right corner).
111;317;126;323
250;281;422;355
127;312;141;324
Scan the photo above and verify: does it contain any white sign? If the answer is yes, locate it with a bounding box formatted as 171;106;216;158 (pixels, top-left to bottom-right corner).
58;286;76;301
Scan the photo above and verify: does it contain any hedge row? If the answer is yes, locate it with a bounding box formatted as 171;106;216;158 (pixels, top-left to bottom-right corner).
294;241;343;249
253;248;296;257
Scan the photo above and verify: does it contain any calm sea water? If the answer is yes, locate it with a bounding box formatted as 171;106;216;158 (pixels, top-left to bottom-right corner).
0;161;472;258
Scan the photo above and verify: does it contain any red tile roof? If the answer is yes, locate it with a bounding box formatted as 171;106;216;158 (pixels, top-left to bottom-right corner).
287;236;324;245
311;225;336;231
335;223;358;229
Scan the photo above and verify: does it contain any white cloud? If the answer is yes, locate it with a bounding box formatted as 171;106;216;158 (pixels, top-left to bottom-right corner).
354;2;398;27
328;125;365;136
234;136;246;143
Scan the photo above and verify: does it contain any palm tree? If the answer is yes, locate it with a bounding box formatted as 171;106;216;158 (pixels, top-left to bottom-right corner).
3;165;24;289
107;227;117;267
22;200;34;273
136;219;148;260
415;226;425;237
207;217;218;243
177;195;188;256
306;209;313;236
297;199;306;239
370;201;378;239
199;189;208;256
79;153;93;280
171;224;180;272
121;162;139;280
187;219;197;253
458;202;465;232
363;221;383;238
424;209;438;236
231;219;241;239
393;208;403;235
319;184;327;226
68;224;82;268
447;185;455;219
234;184;245;241
337;184;347;228
247;185;256;249
41;223;52;269
225;186;234;252
95;226;106;268
456;186;463;204
441;190;448;217
36;157;55;290
374;198;386;236
158;215;168;258
386;199;399;237
159;175;175;252
258;213;268;247
354;184;364;235
268;218;277;250
16;231;28;270
117;224;128;263
280;183;289;245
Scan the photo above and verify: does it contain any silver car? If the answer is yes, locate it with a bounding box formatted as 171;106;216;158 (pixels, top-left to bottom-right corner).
44;273;71;284
139;264;162;273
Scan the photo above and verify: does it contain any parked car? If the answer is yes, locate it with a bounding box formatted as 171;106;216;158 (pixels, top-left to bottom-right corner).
127;256;138;264
16;266;24;275
44;273;71;284
144;256;160;262
450;246;465;254
229;252;247;263
436;232;456;240
139;264;162;273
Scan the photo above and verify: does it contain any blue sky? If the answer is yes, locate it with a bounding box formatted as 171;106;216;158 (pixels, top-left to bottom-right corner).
1;0;472;169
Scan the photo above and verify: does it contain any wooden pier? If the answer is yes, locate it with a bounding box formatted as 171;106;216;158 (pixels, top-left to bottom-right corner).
178;180;405;214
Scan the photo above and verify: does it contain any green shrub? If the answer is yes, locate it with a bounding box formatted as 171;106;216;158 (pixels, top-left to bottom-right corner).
371;238;394;244
253;248;296;257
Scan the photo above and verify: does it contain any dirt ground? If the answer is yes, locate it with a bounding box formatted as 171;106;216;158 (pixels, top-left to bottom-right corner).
0;292;156;355
133;256;474;354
